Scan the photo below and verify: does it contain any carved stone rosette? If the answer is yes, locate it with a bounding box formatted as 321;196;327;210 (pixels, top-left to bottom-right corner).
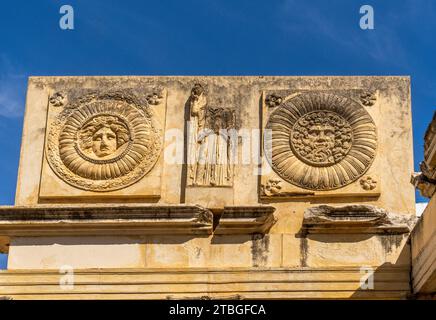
264;92;377;190
46;91;162;192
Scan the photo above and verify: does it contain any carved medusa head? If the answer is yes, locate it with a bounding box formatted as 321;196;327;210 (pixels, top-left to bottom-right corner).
78;115;130;158
291;111;353;166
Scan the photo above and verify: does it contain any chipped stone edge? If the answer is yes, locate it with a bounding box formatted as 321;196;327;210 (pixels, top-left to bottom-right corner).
301;204;416;235
0;205;214;237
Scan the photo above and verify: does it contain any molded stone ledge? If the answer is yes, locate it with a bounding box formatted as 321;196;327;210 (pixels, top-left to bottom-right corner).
0;236;8;253
0;205;213;236
214;206;276;234
301;205;414;235
411;172;436;198
411;196;436;294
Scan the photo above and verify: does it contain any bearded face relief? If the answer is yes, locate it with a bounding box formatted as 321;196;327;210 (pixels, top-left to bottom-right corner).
291;111;353;166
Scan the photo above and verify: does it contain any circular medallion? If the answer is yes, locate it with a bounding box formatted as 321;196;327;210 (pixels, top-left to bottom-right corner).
264;92;377;191
46;93;162;191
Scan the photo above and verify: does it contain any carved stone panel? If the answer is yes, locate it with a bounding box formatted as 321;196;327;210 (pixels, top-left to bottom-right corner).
39;88;166;201
186;84;237;187
261;90;380;199
46;91;162;191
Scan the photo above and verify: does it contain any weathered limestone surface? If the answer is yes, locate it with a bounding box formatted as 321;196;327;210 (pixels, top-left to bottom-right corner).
0;76;417;299
411;113;436;297
412;195;436;295
412;112;436;198
302;204;414;234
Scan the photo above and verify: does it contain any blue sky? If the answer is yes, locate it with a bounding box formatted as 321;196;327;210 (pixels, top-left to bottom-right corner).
0;0;435;268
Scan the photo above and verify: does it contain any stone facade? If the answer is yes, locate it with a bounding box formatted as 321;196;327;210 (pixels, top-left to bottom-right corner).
0;76;420;299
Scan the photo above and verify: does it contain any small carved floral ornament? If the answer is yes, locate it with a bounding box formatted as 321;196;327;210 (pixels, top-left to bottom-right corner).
191;83;204;99
360;91;376;106
49;92;66;107
360;176;377;190
265;94;283;108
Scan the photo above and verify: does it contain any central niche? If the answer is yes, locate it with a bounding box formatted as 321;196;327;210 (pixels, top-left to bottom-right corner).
264;92;377;191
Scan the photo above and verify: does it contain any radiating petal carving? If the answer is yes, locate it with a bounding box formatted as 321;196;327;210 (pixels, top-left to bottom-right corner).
46;91;162;191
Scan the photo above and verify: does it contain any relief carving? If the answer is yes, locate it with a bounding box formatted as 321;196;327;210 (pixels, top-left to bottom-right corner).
46;91;162;191
265;92;377;191
49;92;66;107
265;94;283;108
187;84;236;187
360;91;376;106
